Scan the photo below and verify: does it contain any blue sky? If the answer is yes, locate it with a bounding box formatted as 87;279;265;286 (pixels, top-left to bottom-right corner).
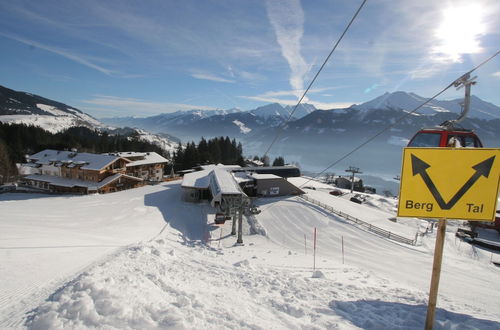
0;0;499;118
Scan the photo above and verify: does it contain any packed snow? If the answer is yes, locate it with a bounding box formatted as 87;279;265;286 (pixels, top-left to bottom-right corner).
1;180;499;329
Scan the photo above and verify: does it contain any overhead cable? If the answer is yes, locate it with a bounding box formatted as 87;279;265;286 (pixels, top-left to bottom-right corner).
299;49;500;187
262;0;368;158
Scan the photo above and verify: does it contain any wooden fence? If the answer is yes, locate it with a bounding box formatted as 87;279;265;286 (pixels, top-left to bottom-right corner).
299;195;418;246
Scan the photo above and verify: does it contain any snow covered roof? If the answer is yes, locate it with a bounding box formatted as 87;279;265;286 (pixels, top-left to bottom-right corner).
245;159;264;166
182;166;243;194
199;164;241;171
232;171;254;183
181;169;212;189
28;149;127;171
112;152;146;158
250;173;281;180
24;173;142;189
212;168;242;195
112;152;168;167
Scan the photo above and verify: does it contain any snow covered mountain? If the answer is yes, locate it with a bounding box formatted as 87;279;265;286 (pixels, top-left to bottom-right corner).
100;91;499;175
353;91;500;120
0;85;101;133
0;85;180;153
4;85;497;174
249;103;316;119
248;104;500;175
101;103;318;141
133;128;180;154
102;91;499;143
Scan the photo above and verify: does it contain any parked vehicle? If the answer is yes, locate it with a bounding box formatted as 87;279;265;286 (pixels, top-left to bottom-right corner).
214;213;226;225
329;190;342;196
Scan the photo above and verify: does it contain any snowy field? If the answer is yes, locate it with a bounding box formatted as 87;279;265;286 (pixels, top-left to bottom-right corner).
1;181;499;329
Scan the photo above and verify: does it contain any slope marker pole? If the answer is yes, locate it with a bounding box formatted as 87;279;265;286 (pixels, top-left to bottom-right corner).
341;236;345;265
304;234;307;255
313;227;317;271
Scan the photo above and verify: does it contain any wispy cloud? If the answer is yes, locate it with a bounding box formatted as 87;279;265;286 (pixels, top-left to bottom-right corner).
0;31;115;76
265;0;309;99
240;86;355;109
241;94;297;106
241;86;349;103
82;95;216;117
190;72;235;83
492;71;500;78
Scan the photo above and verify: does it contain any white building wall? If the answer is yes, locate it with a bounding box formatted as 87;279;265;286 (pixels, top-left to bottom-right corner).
41;164;61;176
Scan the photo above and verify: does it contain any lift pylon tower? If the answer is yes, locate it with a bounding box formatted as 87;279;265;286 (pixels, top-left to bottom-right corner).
345;166;362;193
221;194;250;244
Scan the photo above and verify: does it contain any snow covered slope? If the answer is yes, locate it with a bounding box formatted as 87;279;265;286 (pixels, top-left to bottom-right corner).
1;181;499;329
133;128;179;154
0;85;101;133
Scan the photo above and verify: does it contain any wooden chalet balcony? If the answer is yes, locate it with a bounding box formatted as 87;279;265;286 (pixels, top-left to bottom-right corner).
108;168;126;174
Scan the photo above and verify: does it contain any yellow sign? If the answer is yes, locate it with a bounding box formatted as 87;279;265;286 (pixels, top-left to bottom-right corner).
398;148;500;221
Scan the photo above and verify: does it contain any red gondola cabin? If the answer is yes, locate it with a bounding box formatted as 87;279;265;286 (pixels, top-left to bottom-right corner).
407;127;483;148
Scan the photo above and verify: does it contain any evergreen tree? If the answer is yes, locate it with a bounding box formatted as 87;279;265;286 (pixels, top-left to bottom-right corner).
272;156;285;166
0;123;169;166
0;138;16;184
354;179;364;192
183;142;199;169
208;139;222;163
198;137;209;164
173;144;185;172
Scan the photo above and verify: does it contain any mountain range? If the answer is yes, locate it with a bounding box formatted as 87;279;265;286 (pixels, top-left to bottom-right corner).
0;85;179;154
1;84;499;176
100;91;499;175
0;85;100;132
100;91;499;142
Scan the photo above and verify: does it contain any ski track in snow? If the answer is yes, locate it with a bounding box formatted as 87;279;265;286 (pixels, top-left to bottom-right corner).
1;181;499;329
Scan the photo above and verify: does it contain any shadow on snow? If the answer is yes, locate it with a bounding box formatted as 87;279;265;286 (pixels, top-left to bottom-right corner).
329;299;499;330
143;182;213;244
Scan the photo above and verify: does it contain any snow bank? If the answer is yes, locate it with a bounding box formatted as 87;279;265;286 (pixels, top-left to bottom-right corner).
26;235;500;329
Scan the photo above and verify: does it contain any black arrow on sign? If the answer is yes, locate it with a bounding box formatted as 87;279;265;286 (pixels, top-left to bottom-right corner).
410;154;496;210
411;155;448;209
444;156;495;209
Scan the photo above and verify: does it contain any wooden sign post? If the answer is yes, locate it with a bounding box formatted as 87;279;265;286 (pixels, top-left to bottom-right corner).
398;148;500;329
425;218;446;330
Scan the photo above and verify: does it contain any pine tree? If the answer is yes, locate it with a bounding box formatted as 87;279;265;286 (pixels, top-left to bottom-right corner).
0;138;16;184
173;144;185;172
272;156;285;166
198;137;209;164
